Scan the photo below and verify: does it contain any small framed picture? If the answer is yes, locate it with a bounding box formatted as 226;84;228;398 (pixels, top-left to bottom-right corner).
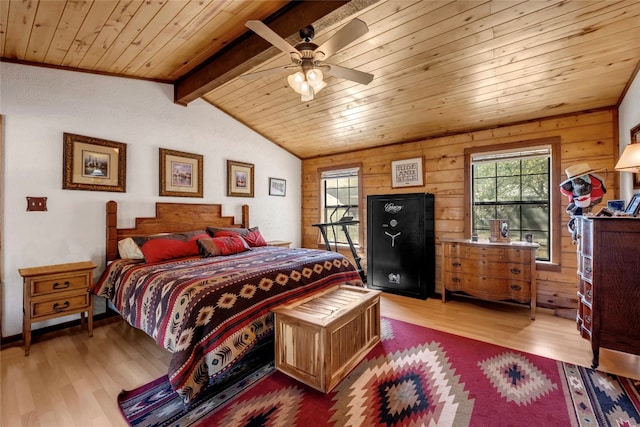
227;160;254;197
63;133;127;192
391;157;424;188
625;194;640;216
159;148;203;197
607;199;626;212
269;177;286;196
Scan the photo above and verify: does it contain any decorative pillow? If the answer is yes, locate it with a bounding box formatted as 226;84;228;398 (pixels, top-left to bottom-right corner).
134;231;209;263
117;237;144;260
197;236;249;257
211;227;267;248
206;226;257;237
243;229;268;247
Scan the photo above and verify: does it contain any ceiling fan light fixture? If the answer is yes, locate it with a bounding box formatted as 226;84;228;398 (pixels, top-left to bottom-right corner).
287;71;306;94
306;69;326;93
301;88;314;102
288;69;324;100
245;19;373;102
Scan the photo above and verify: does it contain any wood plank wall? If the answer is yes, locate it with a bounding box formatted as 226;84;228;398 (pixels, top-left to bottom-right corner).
301;108;618;312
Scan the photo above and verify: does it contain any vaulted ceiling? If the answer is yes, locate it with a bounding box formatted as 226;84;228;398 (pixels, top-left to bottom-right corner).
2;0;640;159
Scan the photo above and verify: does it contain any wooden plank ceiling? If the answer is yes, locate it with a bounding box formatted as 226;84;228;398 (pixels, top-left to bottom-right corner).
2;1;640;159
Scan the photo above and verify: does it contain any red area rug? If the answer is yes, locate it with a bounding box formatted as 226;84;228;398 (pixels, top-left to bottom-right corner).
118;317;640;426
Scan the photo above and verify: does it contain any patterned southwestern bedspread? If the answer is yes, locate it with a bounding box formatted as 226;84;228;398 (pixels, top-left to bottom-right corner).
91;246;363;403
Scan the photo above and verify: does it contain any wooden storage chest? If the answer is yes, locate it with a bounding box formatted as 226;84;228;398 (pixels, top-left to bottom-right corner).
272;285;381;393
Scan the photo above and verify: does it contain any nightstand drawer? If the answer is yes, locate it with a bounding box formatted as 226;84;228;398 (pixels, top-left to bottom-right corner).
30;273;90;297
31;293;90;318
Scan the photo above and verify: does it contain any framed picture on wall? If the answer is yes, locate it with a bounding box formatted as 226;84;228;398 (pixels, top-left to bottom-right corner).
159;148;203;197
63;133;127;192
391;157;424;188
269;177;286;196
227;160;254;197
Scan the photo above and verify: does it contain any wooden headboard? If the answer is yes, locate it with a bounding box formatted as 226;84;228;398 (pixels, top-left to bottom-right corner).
106;200;249;262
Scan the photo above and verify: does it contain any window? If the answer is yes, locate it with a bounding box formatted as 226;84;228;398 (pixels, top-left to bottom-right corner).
320;166;361;246
465;138;561;266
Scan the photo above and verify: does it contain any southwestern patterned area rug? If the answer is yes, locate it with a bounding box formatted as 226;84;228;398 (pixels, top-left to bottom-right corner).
118;317;640;427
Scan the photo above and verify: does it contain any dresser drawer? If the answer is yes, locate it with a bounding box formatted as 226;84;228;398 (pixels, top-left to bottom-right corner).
30;272;90;297
506;248;531;263
579;302;593;337
447;244;506;261
444;257;530;279
463;246;506;261
581;256;593;283
579;278;593;305
578;218;592;256
444;272;530;303
30;293;90;318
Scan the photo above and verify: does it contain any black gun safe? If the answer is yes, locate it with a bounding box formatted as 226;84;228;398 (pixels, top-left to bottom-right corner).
366;193;435;299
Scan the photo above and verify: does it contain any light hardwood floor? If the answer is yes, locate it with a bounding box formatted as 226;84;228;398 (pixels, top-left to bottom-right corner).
2;294;639;427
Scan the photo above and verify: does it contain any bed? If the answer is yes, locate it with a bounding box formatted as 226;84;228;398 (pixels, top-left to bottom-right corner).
91;201;364;404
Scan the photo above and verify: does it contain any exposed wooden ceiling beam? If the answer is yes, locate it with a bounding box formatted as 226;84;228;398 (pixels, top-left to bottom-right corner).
174;0;380;106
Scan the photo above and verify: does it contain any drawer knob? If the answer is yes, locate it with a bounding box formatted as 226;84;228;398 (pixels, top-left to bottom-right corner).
452;262;461;267
587;289;592;298
585;315;591;324
510;284;522;291
452;277;461;283
510;268;521;274
53;281;70;289
53;301;70;311
585;266;592;274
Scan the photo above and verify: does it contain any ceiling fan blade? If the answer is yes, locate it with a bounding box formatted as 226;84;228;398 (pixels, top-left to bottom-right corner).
246;20;299;56
240;66;295;80
315;18;369;60
325;63;374;85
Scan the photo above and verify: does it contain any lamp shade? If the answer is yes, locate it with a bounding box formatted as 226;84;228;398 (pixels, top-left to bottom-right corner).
306;69;326;93
615;143;640;172
287;71;306;94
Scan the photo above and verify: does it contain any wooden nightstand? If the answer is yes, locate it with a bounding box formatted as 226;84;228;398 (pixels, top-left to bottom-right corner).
267;240;291;248
19;260;97;356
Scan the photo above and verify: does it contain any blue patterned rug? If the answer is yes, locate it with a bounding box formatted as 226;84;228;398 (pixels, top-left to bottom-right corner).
118;318;640;426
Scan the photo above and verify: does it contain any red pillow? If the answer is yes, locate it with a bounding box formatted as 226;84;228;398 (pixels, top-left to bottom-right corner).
213;230;241;238
214;229;267;247
197;236;249;257
242;229;268;247
140;233;209;263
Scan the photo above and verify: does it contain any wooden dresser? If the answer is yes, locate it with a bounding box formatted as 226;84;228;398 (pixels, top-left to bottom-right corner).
441;239;538;319
19;260;96;355
574;216;640;368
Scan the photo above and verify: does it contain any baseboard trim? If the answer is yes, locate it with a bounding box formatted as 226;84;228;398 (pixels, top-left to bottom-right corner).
1;309;120;351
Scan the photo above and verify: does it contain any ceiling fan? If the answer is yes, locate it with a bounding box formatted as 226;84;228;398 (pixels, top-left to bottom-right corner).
242;18;374;101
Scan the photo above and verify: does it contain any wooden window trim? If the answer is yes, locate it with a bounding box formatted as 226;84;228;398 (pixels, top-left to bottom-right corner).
317;163;363;247
464;137;561;269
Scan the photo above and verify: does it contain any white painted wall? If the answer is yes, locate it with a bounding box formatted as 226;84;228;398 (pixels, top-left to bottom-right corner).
0;63;301;337
618;71;640;200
